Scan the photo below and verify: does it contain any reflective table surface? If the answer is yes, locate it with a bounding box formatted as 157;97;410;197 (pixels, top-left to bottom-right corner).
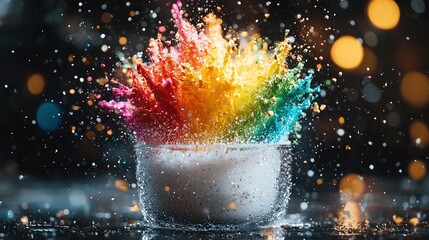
1;174;428;239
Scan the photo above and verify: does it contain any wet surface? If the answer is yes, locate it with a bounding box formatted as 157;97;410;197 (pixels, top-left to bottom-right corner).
1;174;428;239
1;223;429;239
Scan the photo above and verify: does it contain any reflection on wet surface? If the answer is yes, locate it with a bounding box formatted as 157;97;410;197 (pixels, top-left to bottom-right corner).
2;223;429;239
1;174;428;239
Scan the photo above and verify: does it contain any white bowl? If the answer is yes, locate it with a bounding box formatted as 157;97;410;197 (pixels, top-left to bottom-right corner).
135;144;291;231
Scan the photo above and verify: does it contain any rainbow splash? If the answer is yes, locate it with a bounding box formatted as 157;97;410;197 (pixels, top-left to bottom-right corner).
101;1;319;144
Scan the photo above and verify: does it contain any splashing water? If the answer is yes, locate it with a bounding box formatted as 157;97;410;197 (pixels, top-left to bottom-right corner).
100;1;319;144
135;144;292;230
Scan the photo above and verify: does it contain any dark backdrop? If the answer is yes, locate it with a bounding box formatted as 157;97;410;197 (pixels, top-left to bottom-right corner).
0;0;428;191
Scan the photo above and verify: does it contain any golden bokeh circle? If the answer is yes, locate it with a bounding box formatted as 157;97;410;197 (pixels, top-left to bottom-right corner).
331;36;364;70
119;36;128;45
339;173;365;197
408;160;426;181
409;121;429;147
27;73;45;95
367;0;400;30
400;71;429;107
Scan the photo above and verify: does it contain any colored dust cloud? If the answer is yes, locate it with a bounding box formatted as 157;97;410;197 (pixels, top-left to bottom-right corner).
100;1;318;144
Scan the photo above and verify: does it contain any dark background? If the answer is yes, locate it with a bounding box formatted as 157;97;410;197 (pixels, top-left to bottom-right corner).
0;0;428;192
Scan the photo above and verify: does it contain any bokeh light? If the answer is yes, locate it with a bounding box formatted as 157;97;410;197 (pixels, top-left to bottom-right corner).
69;190;88;208
367;0;400;30
119;36;128;45
362;82;381;103
330;36;364;70
409;217;420;226
408;159;426;181
95;123;105;131
339;173;365;198
409;120;429;147
393;215;404;225
85;130;96;140
27;73;45;95
115;179;129;191
363;31;378;47
101;12;112;23
0;0;11;19
20;216;29;225
400;71;429;107
410;0;426;14
338;117;345;125
36;102;63;132
387;112;401;127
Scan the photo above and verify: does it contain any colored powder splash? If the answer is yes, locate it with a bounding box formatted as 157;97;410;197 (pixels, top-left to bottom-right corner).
100;1;319;144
